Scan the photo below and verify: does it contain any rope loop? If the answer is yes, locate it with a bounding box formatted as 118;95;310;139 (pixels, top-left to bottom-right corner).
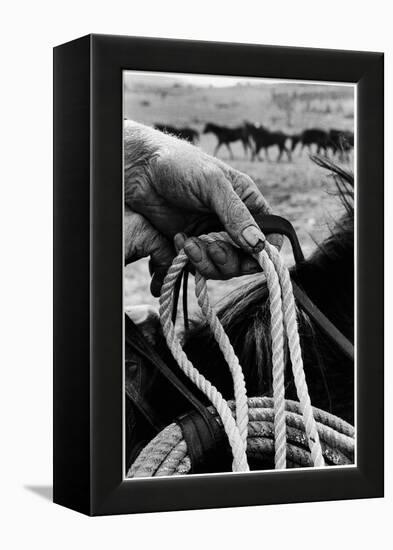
159;231;325;472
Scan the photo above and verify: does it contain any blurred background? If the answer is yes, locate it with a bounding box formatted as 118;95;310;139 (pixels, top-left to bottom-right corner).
123;72;354;314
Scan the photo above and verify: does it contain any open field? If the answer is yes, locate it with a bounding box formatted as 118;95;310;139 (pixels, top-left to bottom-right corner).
124;75;354;315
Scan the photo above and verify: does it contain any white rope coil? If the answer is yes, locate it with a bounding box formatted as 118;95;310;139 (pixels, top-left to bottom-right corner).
128;398;354;478
158;231;326;473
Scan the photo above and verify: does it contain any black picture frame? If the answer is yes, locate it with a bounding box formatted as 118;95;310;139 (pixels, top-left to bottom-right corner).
53;34;384;516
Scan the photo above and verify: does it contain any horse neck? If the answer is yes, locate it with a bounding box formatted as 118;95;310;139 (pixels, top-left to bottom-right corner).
293;228;354;341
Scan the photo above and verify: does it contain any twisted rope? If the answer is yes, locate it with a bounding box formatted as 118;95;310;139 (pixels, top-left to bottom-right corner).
257;251;287;469
198;234;286;469
128;398;354;478
265;244;325;467
158;231;325;472
159;252;249;471
194;272;249;449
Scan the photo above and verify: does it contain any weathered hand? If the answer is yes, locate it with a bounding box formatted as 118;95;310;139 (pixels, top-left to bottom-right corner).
124;207;173;268
124;120;274;294
174;233;262;280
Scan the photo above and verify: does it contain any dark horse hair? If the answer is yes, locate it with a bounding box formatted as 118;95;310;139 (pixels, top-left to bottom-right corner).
167;158;354;425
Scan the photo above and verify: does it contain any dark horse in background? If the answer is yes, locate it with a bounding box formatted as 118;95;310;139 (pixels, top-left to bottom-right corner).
203;122;252;159
326;129;354;160
125;159;354;470
245;122;292;162
294;128;329;155
155;123;199;144
294;128;354;160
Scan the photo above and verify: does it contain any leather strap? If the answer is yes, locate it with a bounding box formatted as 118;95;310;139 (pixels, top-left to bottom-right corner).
256;214;355;362
125;316;225;469
292;281;354;361
177;410;231;474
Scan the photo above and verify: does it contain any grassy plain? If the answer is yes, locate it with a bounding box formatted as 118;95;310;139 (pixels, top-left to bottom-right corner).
123;76;354;314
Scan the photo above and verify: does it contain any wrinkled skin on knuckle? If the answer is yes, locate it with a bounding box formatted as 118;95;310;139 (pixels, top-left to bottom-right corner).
124;150;161;210
230;169;253;189
224;193;249;232
230;170;270;213
198;164;223;203
151;149;174;183
124;210;149;261
124;171;149;207
151;147;229;227
124;128;160;207
124;209;170;264
151;148;199;207
227;170;285;250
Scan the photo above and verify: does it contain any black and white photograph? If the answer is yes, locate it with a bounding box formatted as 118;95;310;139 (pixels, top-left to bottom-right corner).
51;34;383;518
1;0;388;540
123;72;356;478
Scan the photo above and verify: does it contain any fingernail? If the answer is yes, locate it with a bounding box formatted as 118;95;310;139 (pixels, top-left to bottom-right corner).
267;233;283;250
184;239;202;262
174;232;187;252
208;242;227;265
242;225;265;250
176;232;187;242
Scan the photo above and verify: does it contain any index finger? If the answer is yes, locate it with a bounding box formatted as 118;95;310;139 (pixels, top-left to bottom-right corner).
206;169;266;254
229;169;283;250
229;169;271;217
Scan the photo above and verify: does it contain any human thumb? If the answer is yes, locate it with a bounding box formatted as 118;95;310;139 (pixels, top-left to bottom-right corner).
124;209;174;296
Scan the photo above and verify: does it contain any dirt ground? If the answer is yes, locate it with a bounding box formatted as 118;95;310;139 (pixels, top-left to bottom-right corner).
123;75;354;315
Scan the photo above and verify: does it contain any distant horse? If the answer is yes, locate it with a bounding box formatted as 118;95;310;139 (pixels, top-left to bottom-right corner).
327;129;354;161
177;127;199;144
289;133;302;152
245;123;292;162
125;159;355;471
296;128;329;155
154;124;199;144
203;123;252;159
154;123;178;135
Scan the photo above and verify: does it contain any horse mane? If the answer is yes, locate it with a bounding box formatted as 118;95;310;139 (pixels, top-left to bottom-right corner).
179;158;355;423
